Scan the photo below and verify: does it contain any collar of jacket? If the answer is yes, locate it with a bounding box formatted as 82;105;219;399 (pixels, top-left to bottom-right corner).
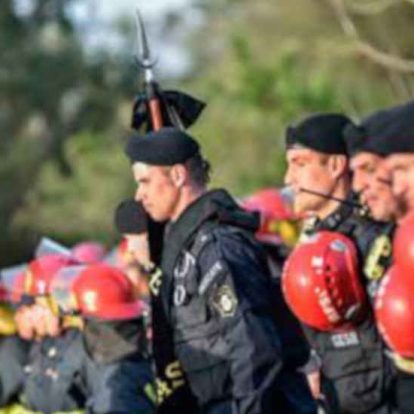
313;192;358;232
160;189;258;311
163;189;258;263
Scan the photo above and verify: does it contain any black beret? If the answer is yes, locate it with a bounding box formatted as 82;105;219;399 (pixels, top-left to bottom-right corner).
125;127;200;166
114;199;148;234
360;101;414;156
286;113;351;155
343;122;369;157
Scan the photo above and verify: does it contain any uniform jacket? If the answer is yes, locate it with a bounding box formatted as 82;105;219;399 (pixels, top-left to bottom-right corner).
160;189;316;414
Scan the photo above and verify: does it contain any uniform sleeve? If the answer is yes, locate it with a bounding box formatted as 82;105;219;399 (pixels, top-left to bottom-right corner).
84;357;156;414
198;231;284;414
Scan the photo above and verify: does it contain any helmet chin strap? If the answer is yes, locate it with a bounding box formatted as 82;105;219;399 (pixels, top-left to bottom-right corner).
299;187;363;210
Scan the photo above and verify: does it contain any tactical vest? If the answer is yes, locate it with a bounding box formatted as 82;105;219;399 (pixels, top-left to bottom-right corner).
169;221;310;405
169;222;233;406
149;253;199;412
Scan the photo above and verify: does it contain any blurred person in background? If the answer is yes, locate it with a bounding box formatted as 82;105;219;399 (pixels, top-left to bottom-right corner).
71;242;106;265
9;254;155;414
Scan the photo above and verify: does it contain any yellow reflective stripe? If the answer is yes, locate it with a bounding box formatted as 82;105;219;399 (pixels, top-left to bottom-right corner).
393;353;414;374
5;405;84;414
144;382;157;405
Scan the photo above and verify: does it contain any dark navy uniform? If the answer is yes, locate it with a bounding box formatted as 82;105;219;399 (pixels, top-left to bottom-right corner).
160;189;316;414
20;328;155;414
0;335;29;407
301;197;397;414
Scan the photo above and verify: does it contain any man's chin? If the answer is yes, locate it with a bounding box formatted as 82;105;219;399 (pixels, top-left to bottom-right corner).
370;207;393;223
148;210;168;222
293;203;304;215
399;203;412;220
293;202;313;217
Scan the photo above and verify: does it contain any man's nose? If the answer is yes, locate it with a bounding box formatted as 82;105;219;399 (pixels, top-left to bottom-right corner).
352;171;366;193
284;166;293;187
135;186;142;202
392;176;406;198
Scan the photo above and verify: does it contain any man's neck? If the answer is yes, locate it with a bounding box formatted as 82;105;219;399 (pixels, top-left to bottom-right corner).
170;186;206;222
315;181;350;221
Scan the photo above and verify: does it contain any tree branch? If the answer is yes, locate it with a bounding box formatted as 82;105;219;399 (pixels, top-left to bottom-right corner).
356;41;414;73
327;0;414;73
346;0;399;15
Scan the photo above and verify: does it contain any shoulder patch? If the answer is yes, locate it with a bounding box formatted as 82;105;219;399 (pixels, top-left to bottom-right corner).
364;234;392;281
211;284;238;318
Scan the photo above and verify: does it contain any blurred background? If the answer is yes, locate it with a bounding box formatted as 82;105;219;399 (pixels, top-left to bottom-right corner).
2;0;414;266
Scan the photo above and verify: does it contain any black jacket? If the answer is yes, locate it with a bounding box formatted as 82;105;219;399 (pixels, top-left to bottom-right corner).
160;189;315;414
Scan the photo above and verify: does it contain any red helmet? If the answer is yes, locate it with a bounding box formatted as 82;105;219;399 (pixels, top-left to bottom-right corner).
375;265;414;358
282;231;367;331
25;254;78;296
242;187;299;246
72;241;105;264
72;264;145;320
393;212;414;273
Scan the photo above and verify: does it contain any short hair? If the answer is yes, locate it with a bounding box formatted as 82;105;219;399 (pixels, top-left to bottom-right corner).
184;153;211;188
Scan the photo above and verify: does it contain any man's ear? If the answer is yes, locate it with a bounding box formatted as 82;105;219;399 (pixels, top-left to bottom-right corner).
169;164;187;188
328;155;348;180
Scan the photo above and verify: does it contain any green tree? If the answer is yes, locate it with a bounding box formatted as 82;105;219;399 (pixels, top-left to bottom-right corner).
0;0;131;264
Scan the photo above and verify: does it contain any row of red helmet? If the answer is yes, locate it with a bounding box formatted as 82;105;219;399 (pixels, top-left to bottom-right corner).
4;251;144;322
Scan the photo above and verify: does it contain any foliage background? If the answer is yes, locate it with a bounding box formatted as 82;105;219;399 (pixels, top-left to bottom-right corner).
2;0;414;266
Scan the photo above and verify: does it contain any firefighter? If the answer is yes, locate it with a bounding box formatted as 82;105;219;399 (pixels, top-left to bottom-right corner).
12;254;155;414
125;126;316;414
362;100;414;414
284;113;397;413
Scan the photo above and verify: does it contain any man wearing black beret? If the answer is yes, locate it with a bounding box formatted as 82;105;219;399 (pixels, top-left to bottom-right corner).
343;113;403;223
285;113;351;219
345;100;414;414
284;113;397;413
125;127;316;414
374;101;414;218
